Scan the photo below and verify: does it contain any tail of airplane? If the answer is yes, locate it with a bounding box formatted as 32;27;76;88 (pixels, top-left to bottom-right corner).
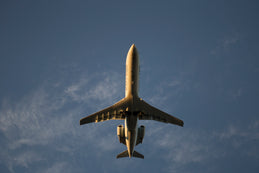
116;150;144;159
133;150;144;159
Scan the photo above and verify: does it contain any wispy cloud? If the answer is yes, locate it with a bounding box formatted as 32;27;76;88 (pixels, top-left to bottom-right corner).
146;75;191;110
0;71;123;172
0;68;258;173
64;72;123;107
222;36;240;49
145;121;259;173
41;162;71;173
210;33;241;55
229;88;243;100
14;151;43;168
216;122;259;146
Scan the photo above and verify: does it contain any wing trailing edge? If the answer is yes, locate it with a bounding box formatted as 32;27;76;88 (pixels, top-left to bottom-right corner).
138;99;184;127
80;98;129;125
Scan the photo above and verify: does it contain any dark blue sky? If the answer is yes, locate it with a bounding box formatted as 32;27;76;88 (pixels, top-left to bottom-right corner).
0;0;259;173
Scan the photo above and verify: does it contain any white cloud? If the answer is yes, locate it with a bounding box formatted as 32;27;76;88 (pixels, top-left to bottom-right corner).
0;68;258;173
229;88;243;100
222;36;239;49
14;151;43;168
64;72;123;107
0;88;71;149
0;71;123;172
145;121;259;172
210;33;241;54
41;162;70;173
216;122;259;144
151;127;213;164
146;75;190;109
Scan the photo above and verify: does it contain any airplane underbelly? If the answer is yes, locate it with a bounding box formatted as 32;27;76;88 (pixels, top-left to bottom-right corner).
125;115;138;156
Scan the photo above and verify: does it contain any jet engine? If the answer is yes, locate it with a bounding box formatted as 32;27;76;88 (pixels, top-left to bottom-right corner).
117;125;126;145
136;125;145;145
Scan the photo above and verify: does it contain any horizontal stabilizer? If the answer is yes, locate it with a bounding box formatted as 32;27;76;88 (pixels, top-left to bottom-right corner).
133;150;144;159
116;150;128;158
116;150;144;159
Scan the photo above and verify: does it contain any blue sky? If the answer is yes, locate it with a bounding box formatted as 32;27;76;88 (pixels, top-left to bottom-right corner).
0;0;259;172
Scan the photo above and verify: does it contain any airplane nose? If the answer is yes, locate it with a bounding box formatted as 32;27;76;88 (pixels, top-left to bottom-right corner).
132;44;137;51
128;44;138;55
126;43;139;69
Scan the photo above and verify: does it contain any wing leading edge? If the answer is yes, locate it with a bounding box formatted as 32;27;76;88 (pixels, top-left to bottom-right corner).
138;99;184;127
80;98;129;125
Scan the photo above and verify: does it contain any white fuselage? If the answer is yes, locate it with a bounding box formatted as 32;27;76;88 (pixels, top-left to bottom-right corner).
124;44;140;157
80;44;184;159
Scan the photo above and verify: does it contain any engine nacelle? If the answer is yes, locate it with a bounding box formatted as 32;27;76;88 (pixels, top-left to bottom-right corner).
117;125;126;145
136;125;145;145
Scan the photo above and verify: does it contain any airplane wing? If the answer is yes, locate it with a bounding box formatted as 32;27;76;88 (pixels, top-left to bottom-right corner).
138;99;184;127
80;98;129;125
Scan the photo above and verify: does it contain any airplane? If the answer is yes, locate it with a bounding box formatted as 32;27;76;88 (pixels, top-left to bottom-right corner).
80;44;184;159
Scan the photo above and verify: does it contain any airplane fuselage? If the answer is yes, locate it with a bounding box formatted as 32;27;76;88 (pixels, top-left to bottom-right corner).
80;44;184;159
125;44;139;98
124;44;140;157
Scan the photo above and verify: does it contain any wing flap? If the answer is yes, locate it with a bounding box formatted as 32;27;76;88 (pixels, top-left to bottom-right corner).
80;98;129;125
138;99;184;127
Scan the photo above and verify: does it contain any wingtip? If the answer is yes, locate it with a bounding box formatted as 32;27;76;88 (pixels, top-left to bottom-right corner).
181;121;184;127
79;119;84;125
